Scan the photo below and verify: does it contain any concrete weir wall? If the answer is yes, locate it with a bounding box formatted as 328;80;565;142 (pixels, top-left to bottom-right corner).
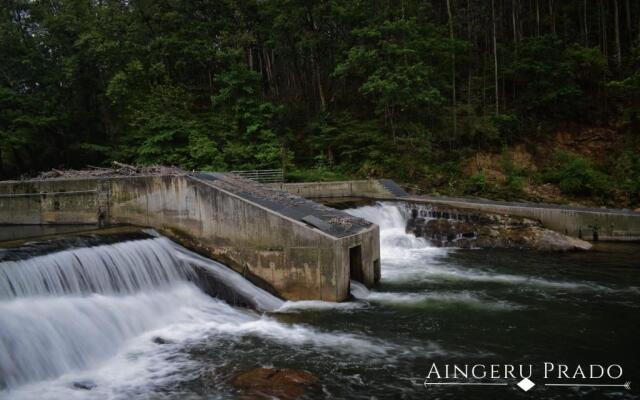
272;180;640;242
402;196;640;242
270;180;396;199
0;174;380;301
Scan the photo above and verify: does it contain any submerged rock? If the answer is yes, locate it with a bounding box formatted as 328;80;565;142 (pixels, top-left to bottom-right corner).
72;379;97;390
407;207;592;251
231;367;318;399
152;336;173;345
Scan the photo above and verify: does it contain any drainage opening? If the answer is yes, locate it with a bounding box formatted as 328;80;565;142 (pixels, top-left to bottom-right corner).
373;258;380;284
349;245;363;283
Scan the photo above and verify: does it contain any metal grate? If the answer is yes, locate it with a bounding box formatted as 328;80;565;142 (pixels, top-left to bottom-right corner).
228;169;284;183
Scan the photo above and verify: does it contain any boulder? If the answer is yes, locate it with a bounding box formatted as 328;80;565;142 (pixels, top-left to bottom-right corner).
530;227;592;251
152;336;173;345
407;206;591;251
72;380;97;390
231;367;319;399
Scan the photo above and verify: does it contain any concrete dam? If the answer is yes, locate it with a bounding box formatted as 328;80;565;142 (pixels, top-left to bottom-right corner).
2;174;640;398
2;171;639;300
0;172;380;301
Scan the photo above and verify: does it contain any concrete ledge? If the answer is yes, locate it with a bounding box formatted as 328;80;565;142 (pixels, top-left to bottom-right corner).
400;196;640;242
269;180;396;199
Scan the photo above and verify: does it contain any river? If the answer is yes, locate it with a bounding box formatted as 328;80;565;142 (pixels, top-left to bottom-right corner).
1;202;638;399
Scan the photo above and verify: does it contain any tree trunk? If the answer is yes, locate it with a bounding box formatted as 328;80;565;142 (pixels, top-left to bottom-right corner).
638;1;640;44
310;49;326;112
600;0;608;59
536;0;540;36
613;0;622;66
512;0;518;45
512;0;518;104
583;0;589;46
492;0;499;116
467;0;473;108
549;0;556;34
316;64;326;112
271;49;279;97
623;0;631;38
447;0;457;138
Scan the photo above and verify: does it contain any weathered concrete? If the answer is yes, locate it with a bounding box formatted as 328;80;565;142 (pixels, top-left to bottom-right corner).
0;173;380;301
270;180;400;199
272;180;640;242
404;202;593;251
400;196;640;242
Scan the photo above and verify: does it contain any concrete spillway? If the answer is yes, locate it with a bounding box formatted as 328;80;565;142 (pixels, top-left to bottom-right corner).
0;172;380;301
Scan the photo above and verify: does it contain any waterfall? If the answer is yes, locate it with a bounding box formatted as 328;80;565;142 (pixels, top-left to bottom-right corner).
345;202;433;259
350;280;370;298
0;283;208;388
0;237;193;299
344;202;590;294
0;235;284;390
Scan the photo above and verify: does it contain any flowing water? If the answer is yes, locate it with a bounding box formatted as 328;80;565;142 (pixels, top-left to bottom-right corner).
1;203;639;399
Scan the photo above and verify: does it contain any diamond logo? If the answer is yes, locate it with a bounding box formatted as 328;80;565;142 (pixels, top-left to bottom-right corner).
517;377;535;392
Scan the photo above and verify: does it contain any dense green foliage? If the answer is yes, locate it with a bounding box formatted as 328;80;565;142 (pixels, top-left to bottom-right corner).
1;1;639;205
542;151;609;197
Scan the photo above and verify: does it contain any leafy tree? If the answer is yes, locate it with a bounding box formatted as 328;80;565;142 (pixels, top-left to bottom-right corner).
2;0;640;206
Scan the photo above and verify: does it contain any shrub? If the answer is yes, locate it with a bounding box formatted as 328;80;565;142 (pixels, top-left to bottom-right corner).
285;166;347;182
500;149;527;195
543;151;609;197
611;150;640;205
464;173;488;194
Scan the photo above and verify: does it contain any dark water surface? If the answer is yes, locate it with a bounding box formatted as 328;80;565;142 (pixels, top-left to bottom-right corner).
1;203;639;399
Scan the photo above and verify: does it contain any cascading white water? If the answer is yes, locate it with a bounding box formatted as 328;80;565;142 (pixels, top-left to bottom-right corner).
0;283;205;388
345;203;440;261
0;238;193;299
0;238;198;389
0;235;387;395
345;203;601;307
0;236;277;390
349;280;371;299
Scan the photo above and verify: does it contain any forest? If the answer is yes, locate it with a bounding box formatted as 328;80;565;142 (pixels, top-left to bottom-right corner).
1;0;639;207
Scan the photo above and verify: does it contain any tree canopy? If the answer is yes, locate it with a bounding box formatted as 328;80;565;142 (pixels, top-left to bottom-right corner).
1;0;639;205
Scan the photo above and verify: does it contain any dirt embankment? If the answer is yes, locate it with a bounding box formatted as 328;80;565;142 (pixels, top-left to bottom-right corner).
458;126;639;208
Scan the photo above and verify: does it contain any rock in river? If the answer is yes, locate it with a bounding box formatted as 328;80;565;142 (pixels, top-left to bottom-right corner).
406;206;592;251
231;367;319;399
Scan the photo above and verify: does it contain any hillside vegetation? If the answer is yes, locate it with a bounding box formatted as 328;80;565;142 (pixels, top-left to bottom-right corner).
1;1;639;207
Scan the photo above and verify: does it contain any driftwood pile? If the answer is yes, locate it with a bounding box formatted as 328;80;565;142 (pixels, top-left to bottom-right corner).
29;162;184;180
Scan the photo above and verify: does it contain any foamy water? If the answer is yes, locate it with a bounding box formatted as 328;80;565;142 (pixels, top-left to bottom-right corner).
0;235;404;399
344;202;615;310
